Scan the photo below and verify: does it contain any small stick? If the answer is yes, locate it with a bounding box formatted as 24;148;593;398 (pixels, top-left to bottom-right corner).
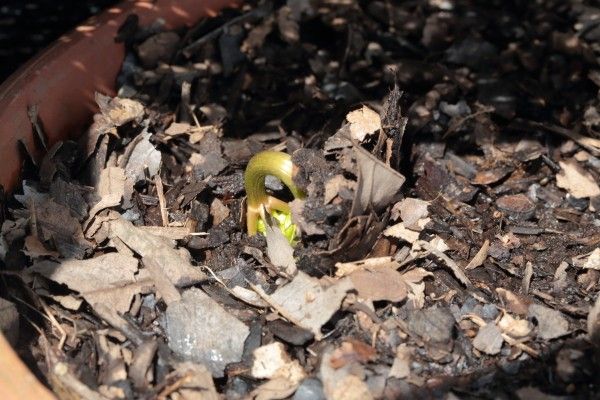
154;175;169;227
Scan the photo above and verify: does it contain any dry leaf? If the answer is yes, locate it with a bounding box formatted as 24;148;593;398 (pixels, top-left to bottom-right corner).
277;6;299;43
107;218;206;286
335;256;399;277
498;312;532;339
583;248;600;270
553;261;569;292
465;240;489;270
496;288;531;316
349;267;407;302
391;198;430;229
96;93;144;127
210;198;230;226
556;160;600;198
528;304;569;340
171;362;219;400
320;347;373;400
123;133;162;183
269;272;353;339
265;222;297;276
383;222;420;243
28;253;146;313
472;323;504;355
402;268;433;309
346;106;382;142
352;145;405;216
329;339;377;368
388;344;411;379
324;174;356;204
165;122;192;136
251;342;305;384
32;199;93;259
588;293;600;346
23;235;60;259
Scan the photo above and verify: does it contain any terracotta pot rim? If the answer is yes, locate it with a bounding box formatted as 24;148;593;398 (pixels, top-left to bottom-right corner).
0;1;237;399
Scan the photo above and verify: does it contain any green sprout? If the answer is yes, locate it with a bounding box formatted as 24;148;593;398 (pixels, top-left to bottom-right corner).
244;151;305;243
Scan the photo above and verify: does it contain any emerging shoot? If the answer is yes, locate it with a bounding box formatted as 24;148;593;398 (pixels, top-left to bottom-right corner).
244;151;305;243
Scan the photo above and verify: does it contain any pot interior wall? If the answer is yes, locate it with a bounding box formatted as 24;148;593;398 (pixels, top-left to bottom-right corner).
0;1;236;399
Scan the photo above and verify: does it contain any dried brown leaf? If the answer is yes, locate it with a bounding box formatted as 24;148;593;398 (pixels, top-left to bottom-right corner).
346;106;381;142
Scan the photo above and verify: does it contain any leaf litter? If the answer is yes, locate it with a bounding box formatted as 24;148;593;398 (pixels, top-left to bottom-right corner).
1;0;600;398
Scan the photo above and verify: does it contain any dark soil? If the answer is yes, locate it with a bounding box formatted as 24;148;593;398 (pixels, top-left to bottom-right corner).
1;1;600;399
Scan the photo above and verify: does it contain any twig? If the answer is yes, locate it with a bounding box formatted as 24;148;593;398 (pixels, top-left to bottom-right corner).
529;121;600;156
415;240;472;286
246;279;319;339
154;175;169;227
182;3;271;57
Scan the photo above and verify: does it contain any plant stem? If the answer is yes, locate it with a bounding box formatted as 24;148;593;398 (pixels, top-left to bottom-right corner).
244;151;305;235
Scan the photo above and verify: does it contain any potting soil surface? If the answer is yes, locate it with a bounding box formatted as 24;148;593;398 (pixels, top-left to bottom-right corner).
1;0;600;399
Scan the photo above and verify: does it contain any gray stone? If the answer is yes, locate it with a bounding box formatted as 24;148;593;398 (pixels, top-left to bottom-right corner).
292;378;326;400
407;305;455;343
164;288;249;377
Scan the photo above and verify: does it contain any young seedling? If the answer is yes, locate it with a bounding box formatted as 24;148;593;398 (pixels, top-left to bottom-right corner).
244;150;305;243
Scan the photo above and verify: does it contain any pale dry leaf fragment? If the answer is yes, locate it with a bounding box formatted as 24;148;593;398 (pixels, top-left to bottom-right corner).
164;288;249;378
497;312;532;339
553;261;569;292
587;293;600;346
402;268;433;309
335;256;399;277
388;344;411;379
583;248;600;270
277;6;299;43
556;160;600;198
383;222;420;244
269;272;353;339
142;257;181;305
522;261;533;294
164;122;191;136
85;192;122;229
392;198;430;229
528;304;569;340
349;267;407;302
320;347;373;400
172;362;219;400
352;145;405;216
496;288;531;316
107;218;206;286
241;16;274;55
324;174;356;204
465;239;489;270
472;323;504;355
28;253;144;313
98;167;132;203
252;375;304;400
23;235;60;259
210;198;230;226
231;285;269;308
346;105;382;142
32;199;93;259
96;93;145;126
515;386;567;400
123;132;161;183
429;235;449;253
251;342;305;384
265;222;297;276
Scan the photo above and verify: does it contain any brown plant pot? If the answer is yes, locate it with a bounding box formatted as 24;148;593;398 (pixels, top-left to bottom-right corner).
0;1;236;398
